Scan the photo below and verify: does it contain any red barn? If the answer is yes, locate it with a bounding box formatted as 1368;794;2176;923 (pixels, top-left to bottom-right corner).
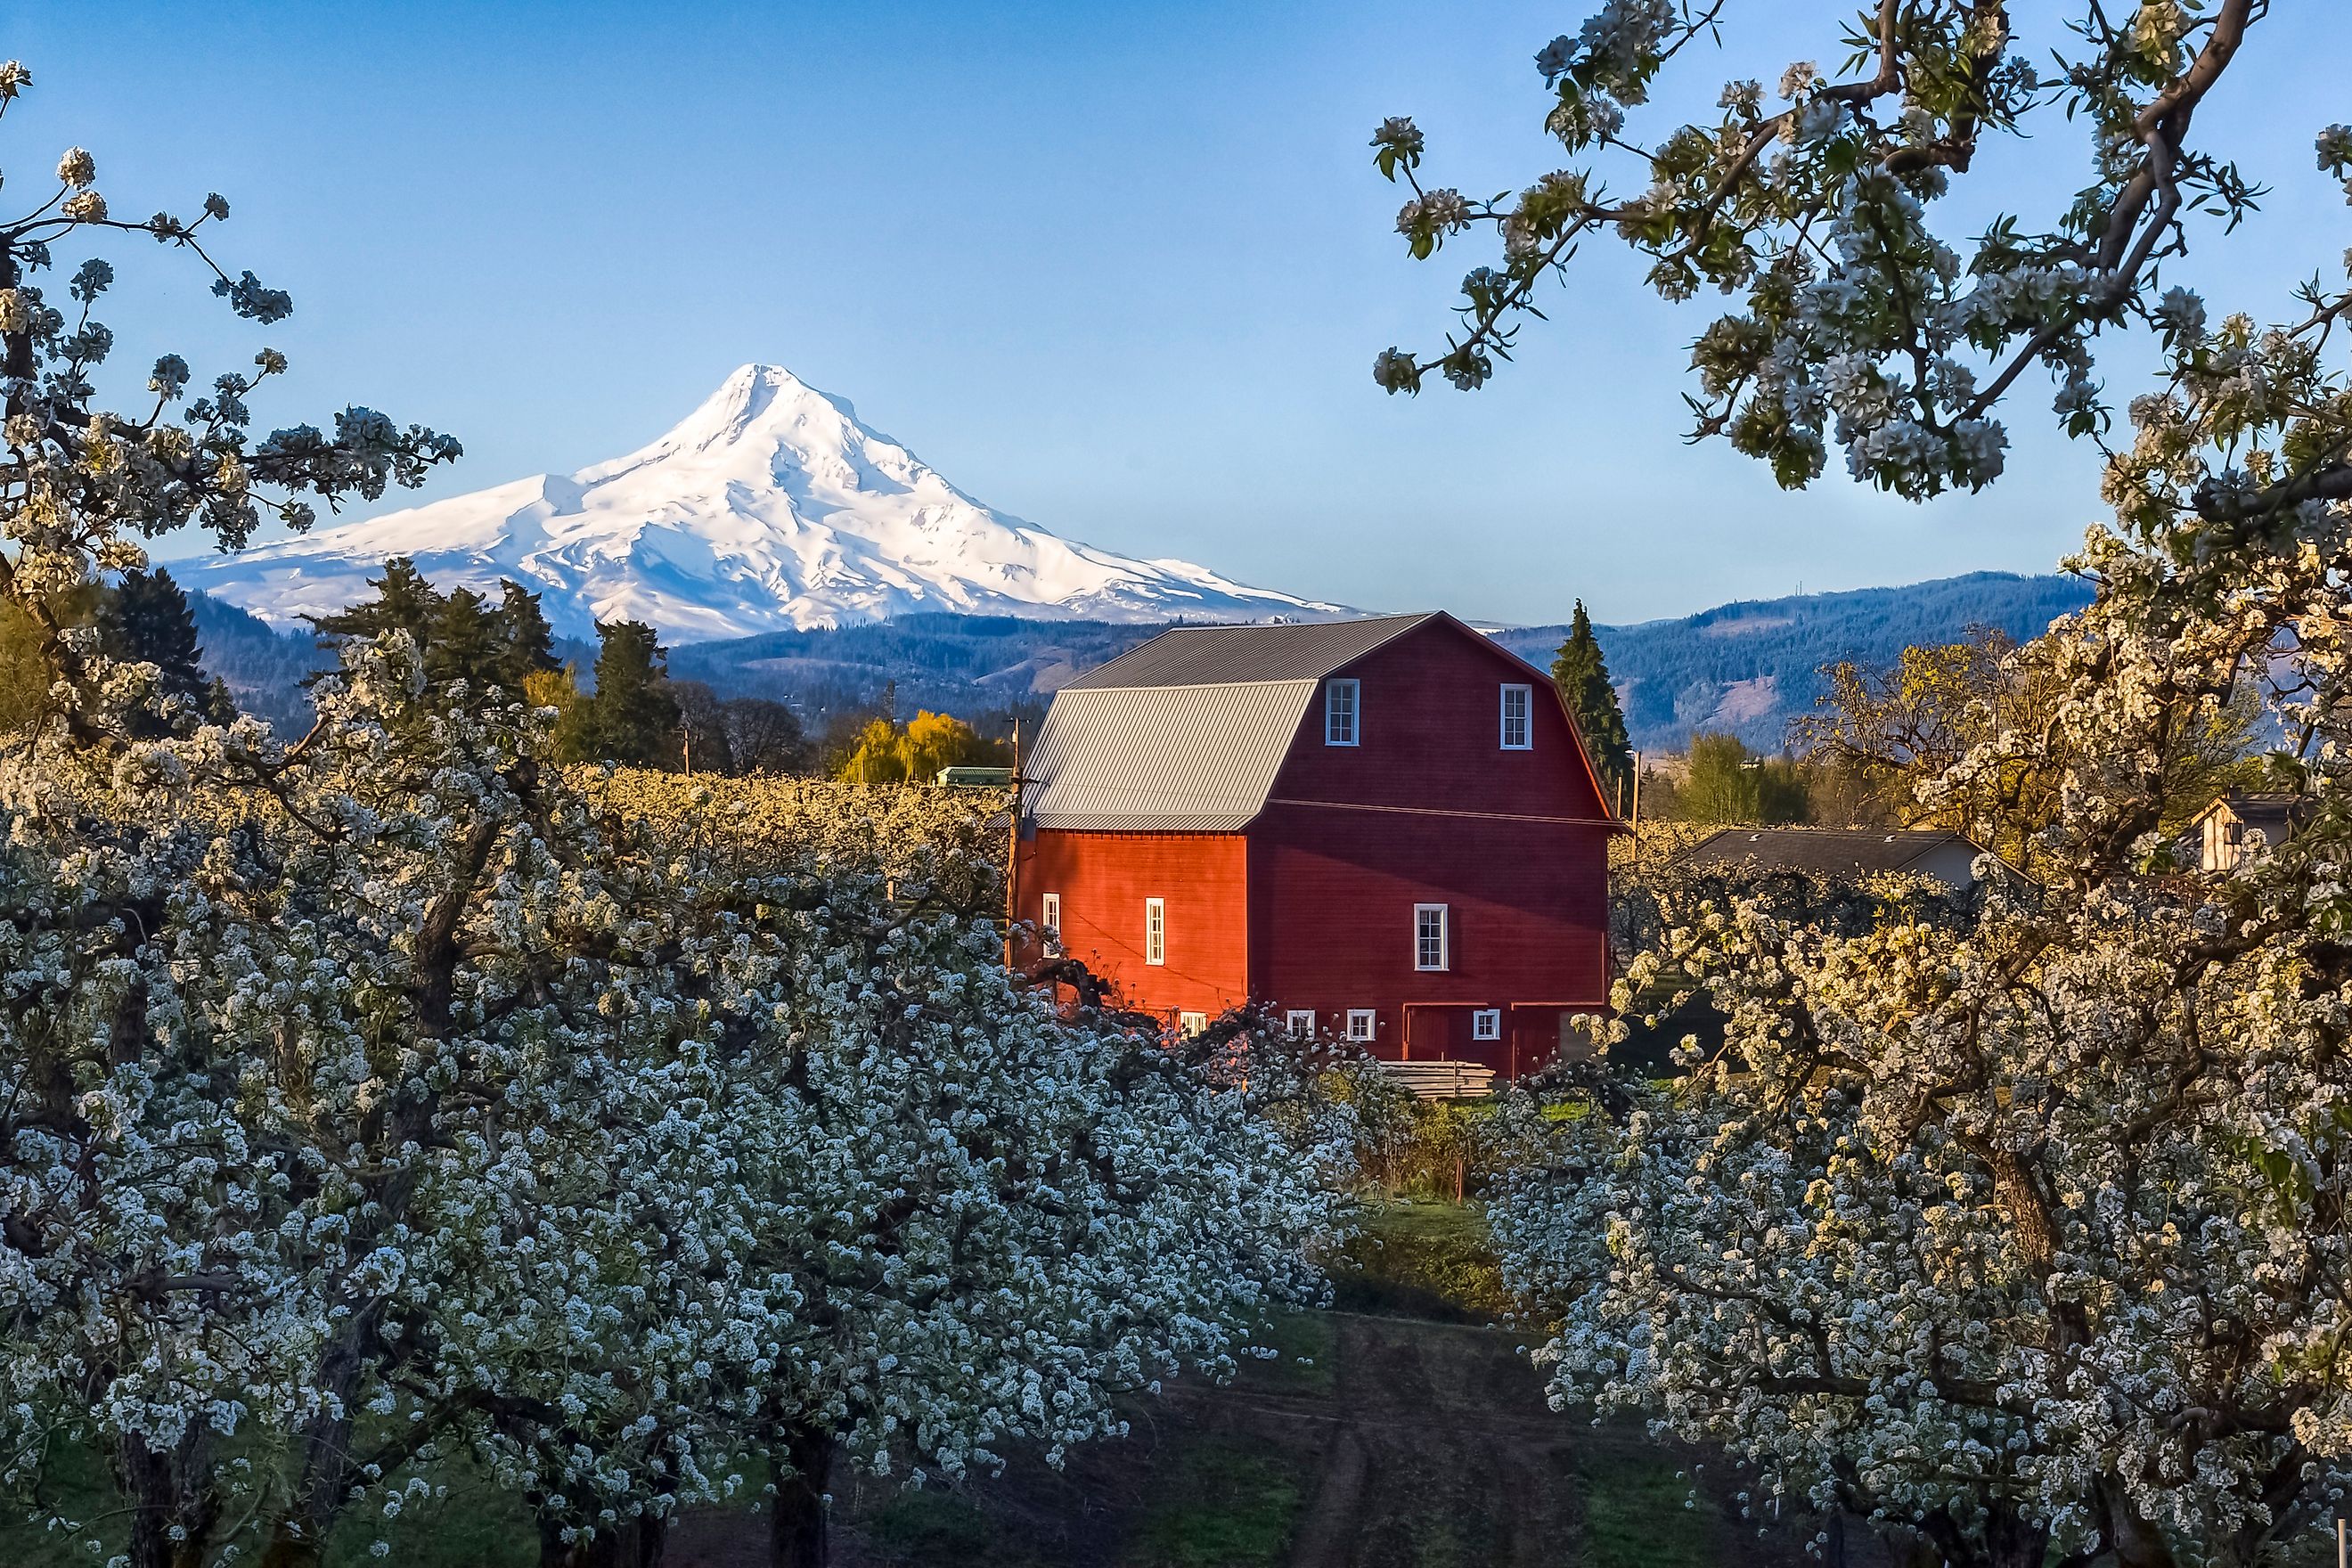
1013;612;1616;1077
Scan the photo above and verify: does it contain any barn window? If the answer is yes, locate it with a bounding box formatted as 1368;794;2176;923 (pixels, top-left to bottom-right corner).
1345;1009;1376;1041
1286;1009;1316;1038
1472;1009;1501;1041
1040;892;1061;937
1144;898;1166;965
1325;679;1360;746
1179;1011;1207;1037
1499;684;1532;749
1414;903;1450;971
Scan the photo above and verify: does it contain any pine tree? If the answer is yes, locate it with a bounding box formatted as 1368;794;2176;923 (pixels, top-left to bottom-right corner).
100;568;216;734
578;620;679;766
495;579;559;690
1549;600;1634;809
422;586;507;690
102;568;210;704
309;557;445;647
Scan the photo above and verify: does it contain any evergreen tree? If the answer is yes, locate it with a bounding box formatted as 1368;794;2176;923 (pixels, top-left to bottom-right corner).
495;578;559;690
309;556;445;646
423;585;505;690
578;620;679;766
102;568;210;706
1549;600;1634;810
100;568;217;734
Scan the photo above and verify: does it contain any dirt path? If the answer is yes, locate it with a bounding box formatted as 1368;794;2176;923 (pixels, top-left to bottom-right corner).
666;1311;1862;1568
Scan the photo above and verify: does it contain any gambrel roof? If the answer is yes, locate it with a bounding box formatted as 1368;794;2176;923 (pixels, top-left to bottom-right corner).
1060;613;1437;690
1026;614;1447;833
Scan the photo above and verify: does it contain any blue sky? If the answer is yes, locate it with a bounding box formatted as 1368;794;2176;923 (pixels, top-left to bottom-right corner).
14;3;2347;625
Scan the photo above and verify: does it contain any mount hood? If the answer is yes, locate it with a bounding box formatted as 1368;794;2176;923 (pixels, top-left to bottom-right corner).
180;363;1347;641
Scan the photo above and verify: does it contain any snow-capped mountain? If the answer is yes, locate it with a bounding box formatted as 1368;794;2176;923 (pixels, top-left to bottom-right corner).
179;364;1348;641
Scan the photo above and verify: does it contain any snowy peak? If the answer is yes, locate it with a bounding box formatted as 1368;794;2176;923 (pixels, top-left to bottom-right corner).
179;364;1348;642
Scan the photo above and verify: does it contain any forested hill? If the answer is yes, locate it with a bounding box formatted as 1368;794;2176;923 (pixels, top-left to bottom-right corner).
1493;571;2095;753
188;572;2095;753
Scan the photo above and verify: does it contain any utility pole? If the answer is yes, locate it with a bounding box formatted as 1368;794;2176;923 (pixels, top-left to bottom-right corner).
1629;749;1643;860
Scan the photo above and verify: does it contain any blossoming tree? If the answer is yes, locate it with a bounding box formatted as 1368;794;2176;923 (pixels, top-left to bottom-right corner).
1372;6;2352;1565
0;62;1342;1568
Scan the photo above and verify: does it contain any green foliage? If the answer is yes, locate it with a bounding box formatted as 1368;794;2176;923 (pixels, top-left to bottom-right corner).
1550;600;1633;809
310;558;568;713
834;709;1005;784
1675;731;1809;825
99;568;224;728
1329;1202;1513;1323
561;619;679;766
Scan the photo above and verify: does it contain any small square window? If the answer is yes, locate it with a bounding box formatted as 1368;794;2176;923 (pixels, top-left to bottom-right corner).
1414;903;1450;971
1499;684;1532;750
1040;892;1061;936
1345;1009;1376;1042
1286;1009;1316;1039
1144;897;1166;965
1325;679;1360;747
1472;1009;1501;1041
1179;1011;1208;1037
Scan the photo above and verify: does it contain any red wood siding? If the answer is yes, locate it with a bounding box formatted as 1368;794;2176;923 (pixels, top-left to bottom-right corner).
1264;620;1613;822
1018;829;1250;1017
1246;803;1609;1074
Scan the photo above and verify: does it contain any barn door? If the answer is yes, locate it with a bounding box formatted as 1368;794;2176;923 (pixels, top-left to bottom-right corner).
1402;1004;1450;1062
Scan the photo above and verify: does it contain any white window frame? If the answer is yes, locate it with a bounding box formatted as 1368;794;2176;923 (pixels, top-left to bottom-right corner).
1325;678;1360;747
1286;1009;1316;1039
1040;891;1061;937
1345;1009;1376;1042
1499;683;1532;750
1471;1008;1502;1041
1414;903;1450;972
1179;1011;1208;1037
1144;897;1166;965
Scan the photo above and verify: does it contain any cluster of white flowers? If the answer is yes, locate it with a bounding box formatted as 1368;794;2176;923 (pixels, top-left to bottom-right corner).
0;78;1346;1567
1496;250;2352;1565
1374;4;2274;506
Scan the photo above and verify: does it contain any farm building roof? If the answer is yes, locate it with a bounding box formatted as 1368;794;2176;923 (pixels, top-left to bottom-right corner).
1680;826;1994;879
2188;790;2308;845
1061;613;1437;690
1027;613;1444;832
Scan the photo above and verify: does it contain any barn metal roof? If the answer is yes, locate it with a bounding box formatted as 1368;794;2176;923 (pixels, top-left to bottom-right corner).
1062;613;1438;690
1024;680;1319;832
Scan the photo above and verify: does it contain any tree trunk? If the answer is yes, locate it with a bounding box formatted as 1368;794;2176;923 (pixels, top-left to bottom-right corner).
769;1425;837;1568
115;1429;222;1568
540;1514;667;1568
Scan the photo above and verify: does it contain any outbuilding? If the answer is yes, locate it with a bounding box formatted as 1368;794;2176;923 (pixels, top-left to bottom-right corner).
1014;612;1616;1077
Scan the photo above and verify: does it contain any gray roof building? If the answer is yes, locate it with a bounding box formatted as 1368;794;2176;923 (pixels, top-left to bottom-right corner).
1025;612;1495;833
1680;826;2004;889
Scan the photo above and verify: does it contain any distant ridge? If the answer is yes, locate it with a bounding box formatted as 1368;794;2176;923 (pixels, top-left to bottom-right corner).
1492;571;2096;751
184;570;2095;753
179;363;1350;640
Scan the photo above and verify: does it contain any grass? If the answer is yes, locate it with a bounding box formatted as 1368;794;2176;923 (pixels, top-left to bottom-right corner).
1330;1201;1514;1322
1235;1309;1337;1397
866;1486;1045;1568
1575;1447;1717;1568
1122;1433;1307;1568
